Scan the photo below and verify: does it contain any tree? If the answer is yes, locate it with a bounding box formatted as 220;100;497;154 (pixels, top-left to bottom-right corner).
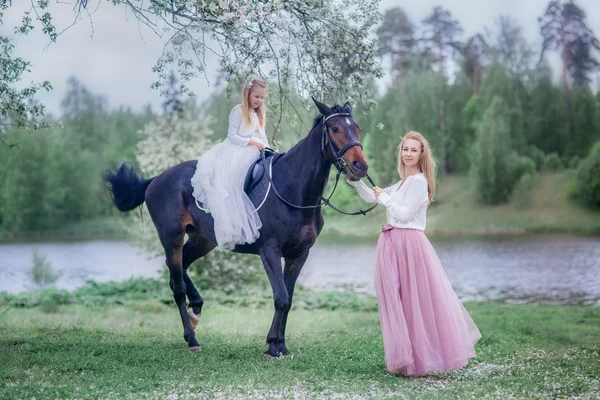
538;0;600;135
528;65;569;155
115;0;382;124
420;6;463;175
478;62;527;151
1;0;383;146
469;96;522;204
462;34;488;95
162;72;184;116
0;0;54;147
571;85;600;158
60;76;109;153
421;6;464;77
375;7;416;79
574;141;600;208
486;16;536;80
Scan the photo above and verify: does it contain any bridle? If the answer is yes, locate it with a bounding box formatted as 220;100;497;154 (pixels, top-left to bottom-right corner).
262;112;378;215
320;112;363;175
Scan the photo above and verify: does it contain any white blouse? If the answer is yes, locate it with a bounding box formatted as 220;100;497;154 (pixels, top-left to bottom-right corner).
227;104;269;147
347;173;429;231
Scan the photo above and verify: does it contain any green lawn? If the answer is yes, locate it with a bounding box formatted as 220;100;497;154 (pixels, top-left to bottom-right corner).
1;302;599;399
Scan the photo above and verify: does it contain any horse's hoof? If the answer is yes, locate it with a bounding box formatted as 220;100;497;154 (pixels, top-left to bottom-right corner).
264;350;287;359
187;308;200;331
188;345;201;352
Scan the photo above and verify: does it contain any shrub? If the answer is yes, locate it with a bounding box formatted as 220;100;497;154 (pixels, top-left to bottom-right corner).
524;146;545;170
27;249;62;289
573;141;600;208
511;173;536;208
543;153;563;172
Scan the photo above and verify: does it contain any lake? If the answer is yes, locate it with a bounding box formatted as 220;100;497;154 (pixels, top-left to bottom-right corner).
1;234;599;305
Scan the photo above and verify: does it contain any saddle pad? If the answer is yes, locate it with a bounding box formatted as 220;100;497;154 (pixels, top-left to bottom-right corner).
246;153;284;209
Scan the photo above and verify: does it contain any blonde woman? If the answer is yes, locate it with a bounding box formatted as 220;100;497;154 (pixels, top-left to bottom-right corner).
348;131;481;376
191;76;269;250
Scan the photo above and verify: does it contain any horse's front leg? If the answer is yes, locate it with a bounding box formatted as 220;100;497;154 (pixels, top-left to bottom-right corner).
259;243;288;358
278;251;310;356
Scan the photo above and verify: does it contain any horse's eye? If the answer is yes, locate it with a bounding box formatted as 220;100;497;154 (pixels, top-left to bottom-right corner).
331;126;339;133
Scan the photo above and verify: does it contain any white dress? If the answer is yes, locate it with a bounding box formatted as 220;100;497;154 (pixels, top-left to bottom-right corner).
191;104;270;250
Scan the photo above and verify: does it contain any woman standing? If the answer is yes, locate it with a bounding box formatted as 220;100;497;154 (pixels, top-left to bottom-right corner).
348;131;481;376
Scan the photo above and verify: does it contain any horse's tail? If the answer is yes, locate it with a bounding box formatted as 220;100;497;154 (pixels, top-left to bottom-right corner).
103;162;155;212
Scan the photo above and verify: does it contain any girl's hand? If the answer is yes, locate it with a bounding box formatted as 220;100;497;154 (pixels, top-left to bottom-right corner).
373;186;384;199
248;140;266;151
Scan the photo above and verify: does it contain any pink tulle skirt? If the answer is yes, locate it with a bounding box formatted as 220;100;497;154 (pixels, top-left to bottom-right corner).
375;225;481;376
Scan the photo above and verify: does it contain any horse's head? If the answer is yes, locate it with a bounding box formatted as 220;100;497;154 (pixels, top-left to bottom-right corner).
312;98;368;181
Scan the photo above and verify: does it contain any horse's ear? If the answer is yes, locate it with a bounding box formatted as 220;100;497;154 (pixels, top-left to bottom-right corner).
343;101;352;114
312;97;331;116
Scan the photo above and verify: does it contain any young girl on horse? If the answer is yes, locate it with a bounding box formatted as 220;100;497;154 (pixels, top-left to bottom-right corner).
349;131;481;376
191;76;270;250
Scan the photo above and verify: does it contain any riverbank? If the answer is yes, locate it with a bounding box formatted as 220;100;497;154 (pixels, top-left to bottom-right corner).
323;171;600;238
1;299;599;399
1;172;598;244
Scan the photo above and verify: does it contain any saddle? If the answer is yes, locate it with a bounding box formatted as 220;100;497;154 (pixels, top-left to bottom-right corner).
243;149;284;208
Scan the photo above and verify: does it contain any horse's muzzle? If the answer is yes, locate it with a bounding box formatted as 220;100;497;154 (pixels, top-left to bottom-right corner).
346;159;368;181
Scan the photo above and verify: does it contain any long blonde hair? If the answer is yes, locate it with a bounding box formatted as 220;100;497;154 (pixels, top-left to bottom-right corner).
241;75;268;128
397;131;436;204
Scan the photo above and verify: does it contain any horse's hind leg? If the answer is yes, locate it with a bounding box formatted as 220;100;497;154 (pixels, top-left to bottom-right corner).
182;232;215;330
158;226;201;350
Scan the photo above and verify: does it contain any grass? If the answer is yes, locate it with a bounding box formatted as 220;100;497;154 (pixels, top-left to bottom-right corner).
323;172;600;238
1;302;599;399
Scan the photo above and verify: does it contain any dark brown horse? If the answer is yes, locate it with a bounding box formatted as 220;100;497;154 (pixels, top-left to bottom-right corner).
103;99;368;356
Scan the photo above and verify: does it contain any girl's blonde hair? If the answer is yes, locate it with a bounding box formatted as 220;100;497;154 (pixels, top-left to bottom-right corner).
241;75;268;128
397;131;436;204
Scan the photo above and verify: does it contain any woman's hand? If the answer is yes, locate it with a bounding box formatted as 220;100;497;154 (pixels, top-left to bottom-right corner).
373;186;384;199
248;140;266;151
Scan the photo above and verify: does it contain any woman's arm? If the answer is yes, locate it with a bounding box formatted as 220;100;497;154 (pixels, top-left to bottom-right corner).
376;178;427;223
347;179;395;204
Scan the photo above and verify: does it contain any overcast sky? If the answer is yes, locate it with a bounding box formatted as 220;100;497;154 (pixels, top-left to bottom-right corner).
3;0;599;116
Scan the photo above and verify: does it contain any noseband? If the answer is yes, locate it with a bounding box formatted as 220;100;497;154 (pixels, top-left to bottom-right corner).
321;113;363;174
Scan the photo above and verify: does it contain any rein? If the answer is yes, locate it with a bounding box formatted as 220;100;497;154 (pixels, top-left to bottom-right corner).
261;112;379;216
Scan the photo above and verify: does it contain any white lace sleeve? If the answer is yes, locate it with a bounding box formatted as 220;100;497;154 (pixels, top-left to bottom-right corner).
226;106;249;146
347;179;396;204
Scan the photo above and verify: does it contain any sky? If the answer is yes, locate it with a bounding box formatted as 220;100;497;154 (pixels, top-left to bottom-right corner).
3;0;600;116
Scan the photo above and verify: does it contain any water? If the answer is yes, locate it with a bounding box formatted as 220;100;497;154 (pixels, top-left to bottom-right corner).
1;234;599;305
0;241;163;294
300;234;600;305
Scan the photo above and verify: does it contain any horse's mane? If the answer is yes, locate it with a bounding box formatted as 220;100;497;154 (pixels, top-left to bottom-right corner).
311;105;350;129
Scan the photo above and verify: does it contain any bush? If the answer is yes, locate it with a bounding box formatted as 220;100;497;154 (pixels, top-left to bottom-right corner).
185;251;266;292
511;173;536;208
524;146;545;170
573;141;600;208
469;97;527;204
543;153;563;172
515;156;536;178
27;249;62;289
569;155;582;170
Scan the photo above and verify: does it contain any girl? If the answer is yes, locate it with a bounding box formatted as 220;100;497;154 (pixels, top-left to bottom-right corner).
348;131;481;376
191;76;270;250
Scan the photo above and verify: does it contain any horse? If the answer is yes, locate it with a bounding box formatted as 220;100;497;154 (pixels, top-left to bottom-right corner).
103;98;368;357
